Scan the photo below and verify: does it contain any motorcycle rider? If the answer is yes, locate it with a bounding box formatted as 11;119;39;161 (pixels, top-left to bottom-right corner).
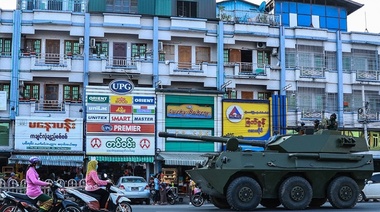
26;156;53;212
85;159;110;211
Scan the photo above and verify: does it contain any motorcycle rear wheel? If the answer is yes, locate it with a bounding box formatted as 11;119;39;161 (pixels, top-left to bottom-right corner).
117;201;132;212
58;205;82;212
0;204;23;212
168;194;176;205
191;194;205;207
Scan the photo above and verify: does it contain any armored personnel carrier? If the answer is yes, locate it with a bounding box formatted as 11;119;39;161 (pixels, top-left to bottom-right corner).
159;130;373;211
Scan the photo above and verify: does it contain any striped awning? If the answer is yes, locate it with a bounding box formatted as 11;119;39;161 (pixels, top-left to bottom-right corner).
9;154;84;167
158;152;209;166
93;155;154;163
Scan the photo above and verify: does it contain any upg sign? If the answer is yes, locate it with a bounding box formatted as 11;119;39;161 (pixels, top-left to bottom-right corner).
109;79;134;94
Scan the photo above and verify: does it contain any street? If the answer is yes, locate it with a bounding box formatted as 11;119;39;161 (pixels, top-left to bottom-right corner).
130;202;380;212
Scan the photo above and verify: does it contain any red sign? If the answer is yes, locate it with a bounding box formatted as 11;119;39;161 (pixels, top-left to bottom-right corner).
87;123;155;134
110;105;132;114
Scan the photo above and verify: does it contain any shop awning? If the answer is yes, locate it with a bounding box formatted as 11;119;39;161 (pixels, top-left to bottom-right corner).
8;154;84;167
94;155;154;163
158;152;209;166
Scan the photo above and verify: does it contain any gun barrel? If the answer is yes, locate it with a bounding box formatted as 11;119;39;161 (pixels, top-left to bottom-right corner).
158;132;266;147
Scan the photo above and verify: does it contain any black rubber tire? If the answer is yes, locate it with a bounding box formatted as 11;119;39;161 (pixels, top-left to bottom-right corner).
145;198;150;205
168;194;176;205
209;196;230;209
260;198;281;208
278;176;312;210
327;176;359;209
58;205;82;212
226;176;262;211
191;194;205;207
309;198;327;208
116;201;132;212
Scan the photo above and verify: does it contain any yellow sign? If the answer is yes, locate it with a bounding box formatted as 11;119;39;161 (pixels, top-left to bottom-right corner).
223;101;269;137
110;96;132;104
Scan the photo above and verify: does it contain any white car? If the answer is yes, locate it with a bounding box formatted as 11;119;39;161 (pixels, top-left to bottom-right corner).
116;176;151;205
358;172;380;202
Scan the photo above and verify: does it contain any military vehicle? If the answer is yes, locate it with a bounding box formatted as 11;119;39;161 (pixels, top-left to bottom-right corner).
158;130;374;211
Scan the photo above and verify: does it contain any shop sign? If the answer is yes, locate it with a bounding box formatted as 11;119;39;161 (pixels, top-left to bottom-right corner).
110;96;133;104
166;104;212;119
133;105;155;114
109;79;134;94
87;104;110;113
86;135;154;155
110;105;132;114
86;123;155;134
87;114;110;122
133;96;155;105
87;95;109;104
110;114;133;123
223;101;269;138
15;117;83;151
165;128;213;141
132;114;155;123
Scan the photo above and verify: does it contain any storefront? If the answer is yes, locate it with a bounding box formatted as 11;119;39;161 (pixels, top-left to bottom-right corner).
84;81;156;181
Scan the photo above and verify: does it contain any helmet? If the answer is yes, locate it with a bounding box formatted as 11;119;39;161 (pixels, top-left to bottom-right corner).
314;119;320;124
29;156;41;165
301;122;305;126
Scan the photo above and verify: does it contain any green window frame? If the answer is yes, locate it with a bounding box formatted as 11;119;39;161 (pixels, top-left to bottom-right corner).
131;43;147;59
0;84;10;100
0;38;12;56
63;85;80;101
64;40;80;56
21;84;40;100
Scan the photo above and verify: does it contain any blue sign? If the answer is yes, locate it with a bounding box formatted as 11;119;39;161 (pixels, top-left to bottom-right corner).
109;79;134;94
101;124;113;132
133;96;155;105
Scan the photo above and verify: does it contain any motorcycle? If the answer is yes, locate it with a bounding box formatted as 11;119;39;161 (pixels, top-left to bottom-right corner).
191;189;210;207
0;181;81;212
65;183;132;212
166;186;179;205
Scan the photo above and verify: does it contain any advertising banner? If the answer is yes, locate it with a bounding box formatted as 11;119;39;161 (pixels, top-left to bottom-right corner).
15;117;83;151
86;123;155;134
166;104;213;119
223;100;270;140
86;135;155;155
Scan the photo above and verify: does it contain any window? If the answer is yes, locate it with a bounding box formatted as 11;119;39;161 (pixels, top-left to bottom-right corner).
285;48;296;68
0;123;10;146
0;83;10;100
224;89;236;99
258;92;271;100
325;51;336;71
159;44;174;61
286;91;297;111
73;0;82;12
106;0;138;13
92;42;109;57
48;0;63;10
223;49;229;63
342;53;352;72
257;50;271;68
241;91;253;99
64;40;80;56
63;85;81;101
21;84;40;100
131;43;147;60
177;1;197;18
195;46;210;64
23;39;41;54
0;38;12;56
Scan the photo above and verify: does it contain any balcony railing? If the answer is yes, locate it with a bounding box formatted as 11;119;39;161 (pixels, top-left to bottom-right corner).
299;67;325;78
218;10;280;26
34;53;68;67
20;0;85;12
356;70;380;81
35;100;65;112
106;57;137;69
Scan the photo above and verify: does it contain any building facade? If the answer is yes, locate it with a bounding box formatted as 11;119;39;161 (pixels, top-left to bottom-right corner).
0;0;379;185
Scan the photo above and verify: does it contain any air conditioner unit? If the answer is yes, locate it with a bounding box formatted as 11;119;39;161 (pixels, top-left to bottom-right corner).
257;42;266;49
158;41;164;52
90;38;96;48
79;37;84;45
272;48;278;56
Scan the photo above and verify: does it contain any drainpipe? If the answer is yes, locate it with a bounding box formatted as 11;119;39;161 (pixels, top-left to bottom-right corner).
10;10;22;119
83;13;90;120
152;17;159;88
217;21;224;90
336;31;343;128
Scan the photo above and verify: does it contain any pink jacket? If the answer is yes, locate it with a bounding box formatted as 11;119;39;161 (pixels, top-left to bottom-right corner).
26;167;49;198
85;170;108;191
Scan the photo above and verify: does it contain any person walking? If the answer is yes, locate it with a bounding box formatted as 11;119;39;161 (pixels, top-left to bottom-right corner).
159;181;168;205
153;173;161;205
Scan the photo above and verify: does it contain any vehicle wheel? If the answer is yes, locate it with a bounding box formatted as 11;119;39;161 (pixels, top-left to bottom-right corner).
327;176;359;209
209;196;230;209
58;205;81;212
1;204;23;212
278;176;312;210
226;176;262;211
309;198;327;208
145;198;150;205
357;191;365;202
191;194;205;207
116;201;132;212
168;194;176;205
260;198;281;208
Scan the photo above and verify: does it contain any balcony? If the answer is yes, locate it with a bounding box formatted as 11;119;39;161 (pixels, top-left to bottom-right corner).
20;0;85;12
356;70;380;82
168;62;207;77
102;57;140;74
218;10;280;26
224;62;269;79
26;53;72;71
18;100;83;118
299;67;325;78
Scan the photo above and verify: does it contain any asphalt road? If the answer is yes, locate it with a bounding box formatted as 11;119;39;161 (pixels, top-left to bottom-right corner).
130;202;380;212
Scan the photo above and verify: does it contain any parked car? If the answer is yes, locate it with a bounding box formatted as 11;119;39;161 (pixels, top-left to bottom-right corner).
116;176;151;205
358;172;380;202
